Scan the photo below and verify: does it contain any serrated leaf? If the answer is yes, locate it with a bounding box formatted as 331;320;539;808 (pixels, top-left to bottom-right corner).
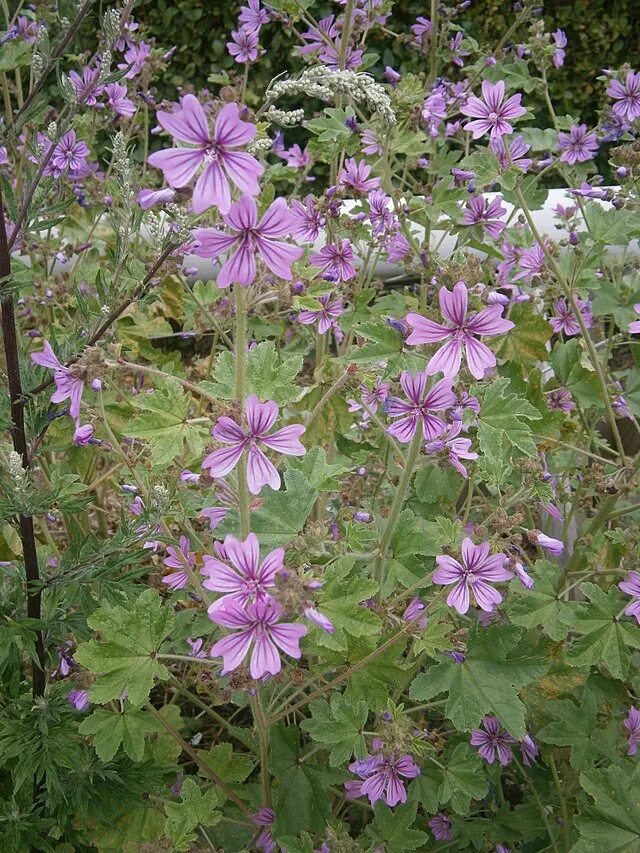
537;689;608;770
202;341;303;404
78;708;161;762
409;624;547;738
574;764;640;852
505;560;576;641
474;377;542;463
316;559;381;651
498;302;552;366
300;694;369;766
562;583;640;679
366;801;429;852
75;589;175;706
287;446;352;490
249;468;318;548
549;339;601;408
164;778;222;852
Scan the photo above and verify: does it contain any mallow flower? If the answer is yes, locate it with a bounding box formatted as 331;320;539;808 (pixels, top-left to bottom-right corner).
471;716;517;765
433;538;513;614
344;753;421;807
385;372;455;443
193;194;303;288
460;80;526;139
201;533;282;616
148;96;263;214
202;395;306;494
406;281;514;379
209;598;306;679
31;341;85;423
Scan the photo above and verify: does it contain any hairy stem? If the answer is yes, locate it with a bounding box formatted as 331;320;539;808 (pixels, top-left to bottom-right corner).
234;284;250;538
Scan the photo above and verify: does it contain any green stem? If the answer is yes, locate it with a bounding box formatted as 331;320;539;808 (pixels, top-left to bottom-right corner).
251;696;272;807
548;754;571;852
373;427;423;594
234;285;250;538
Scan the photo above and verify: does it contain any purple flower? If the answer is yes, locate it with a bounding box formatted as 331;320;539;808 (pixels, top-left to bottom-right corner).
490;134;532;172
402;597;428;630
433;538;513;614
624;706;640;755
239;0;270;32
69;67;104;106
200;506;228;530
290;195;325;242
67;689;90;711
628;304;640;334
348;380;390;420
136;187;176;209
201;532;282;616
118;41;151;79
460;81;526;139
227;26;260;63
148;97;263;214
162;535;195;590
552;29;567;68
310;240;357;282
462;195;507;240
44;131;90;179
193;195;302;288
549;297;593;336
368;189;397;238
471;716;517;765
202;395;306;494
252;806;276;853
450;31;470;67
429;813;453;841
345;753;420;807
534;532;564;555
339;158;380;193
425;421;478;478
607;71;640;122
186;637;207;658
104;82;136;118
31;341;84;423
406;281;514;379
362;129;382;155
386;373;454;443
422;92;447;136
514;562;534;590
304;607;335;634
298;292;344;334
557;124;599;165
512;244;546;282
73;423;95;446
209;598;306;679
520;734;539;766
619;571;640;624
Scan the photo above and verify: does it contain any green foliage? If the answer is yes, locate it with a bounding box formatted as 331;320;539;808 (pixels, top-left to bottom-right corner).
78;707;162;762
202;340;304;404
474;377;542;465
163;778;222;851
75;589;175;706
300;694;369;766
574;764;640;852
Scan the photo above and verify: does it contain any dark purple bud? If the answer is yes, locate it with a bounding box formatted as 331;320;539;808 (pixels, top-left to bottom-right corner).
345;115;358;131
569;230;579;245
386;316;408;335
616;166;629;178
290;280;304;295
354;511;372;523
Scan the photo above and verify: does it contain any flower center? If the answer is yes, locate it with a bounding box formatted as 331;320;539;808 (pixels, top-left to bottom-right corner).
488;111;499;122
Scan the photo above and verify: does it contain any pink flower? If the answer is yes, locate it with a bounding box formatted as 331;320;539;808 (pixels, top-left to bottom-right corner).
386;373;454;443
429;813;453;841
104;82;136;118
619;571;640;624
298;292;344;334
147;97;263;214
425;421;478;478
227;26;260;63
209;598;306;679
433;538;513;614
136;187;176;209
200;506;228;530
345;753;420;808
460;80;526;139
512;244;546;282
628;304;640;334
67;689;90;711
202;395;306;494
44;131;90;179
162;535;195;590
31;341;85;423
310;240;357;282
624;706;640;755
471;716;517;765
557;124;599;165
339;158;380;193
552;29;567;68
549;297;593;336
239;0;270;32
201;532;282;616
406;281;514;379
533;532;564;555
607;71;640;123
490;134;532;172
193;194;302;288
462;194;507;239
290;195;325;242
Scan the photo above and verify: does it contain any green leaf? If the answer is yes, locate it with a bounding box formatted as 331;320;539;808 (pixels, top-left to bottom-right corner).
300;694;369;766
0;40;32;71
537;688;615;769
315;559;381;652
202;341;303;404
164;778;222;852
574;764;640;852
78;708;161;762
585;205;640;245
249;468;318;548
459;149;502;188
505;560;576;641
366;801;429;852
344;319;404;369
474;377;542;463
549;339;602;408
498;302;552;366
270;724;344;836
409;624;546;738
75;589;175;706
384;510;438;596
414;464;462;505
519;127;558;151
287;446;352;490
414;742;489;815
592;281;640;328
305;107;356;143
563;583;640;679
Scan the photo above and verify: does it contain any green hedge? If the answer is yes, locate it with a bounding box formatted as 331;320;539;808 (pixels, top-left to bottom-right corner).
136;0;640;120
